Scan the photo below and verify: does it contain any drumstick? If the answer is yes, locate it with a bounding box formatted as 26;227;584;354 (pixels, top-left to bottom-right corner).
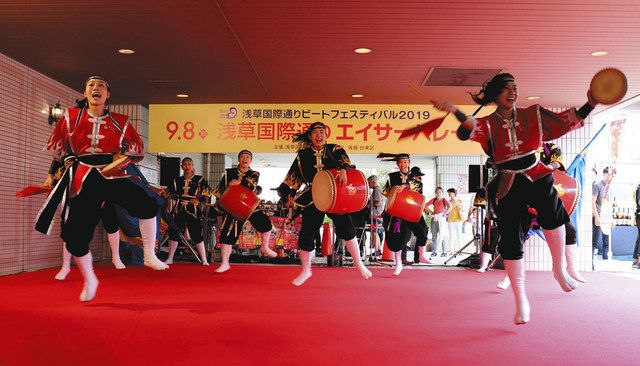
398;84;451;141
409;84;430;101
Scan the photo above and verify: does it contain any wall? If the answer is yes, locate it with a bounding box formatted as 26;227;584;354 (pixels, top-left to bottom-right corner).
0;53;104;275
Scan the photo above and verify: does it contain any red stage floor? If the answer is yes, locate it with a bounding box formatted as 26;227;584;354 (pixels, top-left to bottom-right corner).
1;263;638;365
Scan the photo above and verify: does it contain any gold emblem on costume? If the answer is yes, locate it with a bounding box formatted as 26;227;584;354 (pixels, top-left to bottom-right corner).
314;149;324;171
405;196;416;205
554;184;565;197
346;185;356;195
240;193;247;200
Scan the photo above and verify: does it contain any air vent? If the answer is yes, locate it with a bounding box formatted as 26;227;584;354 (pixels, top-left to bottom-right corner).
146;79;185;89
421;67;503;87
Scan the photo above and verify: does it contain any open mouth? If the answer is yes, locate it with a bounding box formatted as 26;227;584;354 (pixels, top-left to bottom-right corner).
91;92;101;99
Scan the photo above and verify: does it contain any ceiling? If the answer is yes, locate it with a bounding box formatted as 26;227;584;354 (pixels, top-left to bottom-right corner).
2;0;639;109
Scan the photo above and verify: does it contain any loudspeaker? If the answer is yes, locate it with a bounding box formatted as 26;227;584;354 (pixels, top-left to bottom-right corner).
468;165;488;193
159;157;180;187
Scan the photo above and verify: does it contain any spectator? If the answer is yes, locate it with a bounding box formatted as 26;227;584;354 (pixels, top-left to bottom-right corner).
368;175;385;256
592;166;616;260
426;187;452;256
446;188;464;256
633;183;640;269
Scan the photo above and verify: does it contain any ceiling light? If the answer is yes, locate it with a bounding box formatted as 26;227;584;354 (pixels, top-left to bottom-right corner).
353;48;372;54
351;94;364;98
118;48;135;55
590;50;608;57
177;94;189;98
526;96;540;100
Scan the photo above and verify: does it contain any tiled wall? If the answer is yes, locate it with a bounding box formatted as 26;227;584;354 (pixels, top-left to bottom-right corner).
525;107;594;271
204;153;231;199
0;53;105;275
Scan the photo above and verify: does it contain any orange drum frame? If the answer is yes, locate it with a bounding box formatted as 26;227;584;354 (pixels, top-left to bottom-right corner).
384;186;427;223
218;184;260;221
551;170;580;216
311;169;368;214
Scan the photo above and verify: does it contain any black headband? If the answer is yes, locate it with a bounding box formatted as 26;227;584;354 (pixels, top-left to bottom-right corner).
309;122;326;131
377;152;410;162
293;122;327;144
85;75;109;89
238;150;252;158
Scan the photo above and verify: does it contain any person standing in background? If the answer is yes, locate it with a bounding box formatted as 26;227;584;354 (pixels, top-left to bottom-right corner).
592;166;616;260
368;175;385;257
446;188;464;256
426;187;451;257
633;182;640;269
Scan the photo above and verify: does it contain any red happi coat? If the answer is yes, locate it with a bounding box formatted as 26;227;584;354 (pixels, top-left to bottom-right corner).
469;104;583;181
46;107;143;161
45;107;144;196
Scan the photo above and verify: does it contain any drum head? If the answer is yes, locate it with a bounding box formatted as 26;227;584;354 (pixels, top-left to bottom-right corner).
590;68;627;105
311;171;335;212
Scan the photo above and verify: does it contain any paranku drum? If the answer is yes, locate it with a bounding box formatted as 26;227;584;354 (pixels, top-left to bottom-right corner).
385;186;427;223
311;169;368;214
551;170;580;216
219;184;260;221
590;68;627;105
101;155;131;176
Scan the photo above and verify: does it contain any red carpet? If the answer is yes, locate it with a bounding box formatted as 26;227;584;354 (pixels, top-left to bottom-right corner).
1;263;638;365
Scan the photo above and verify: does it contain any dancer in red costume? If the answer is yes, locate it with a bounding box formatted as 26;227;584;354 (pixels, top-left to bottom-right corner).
38;75;167;302
433;73;598;324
